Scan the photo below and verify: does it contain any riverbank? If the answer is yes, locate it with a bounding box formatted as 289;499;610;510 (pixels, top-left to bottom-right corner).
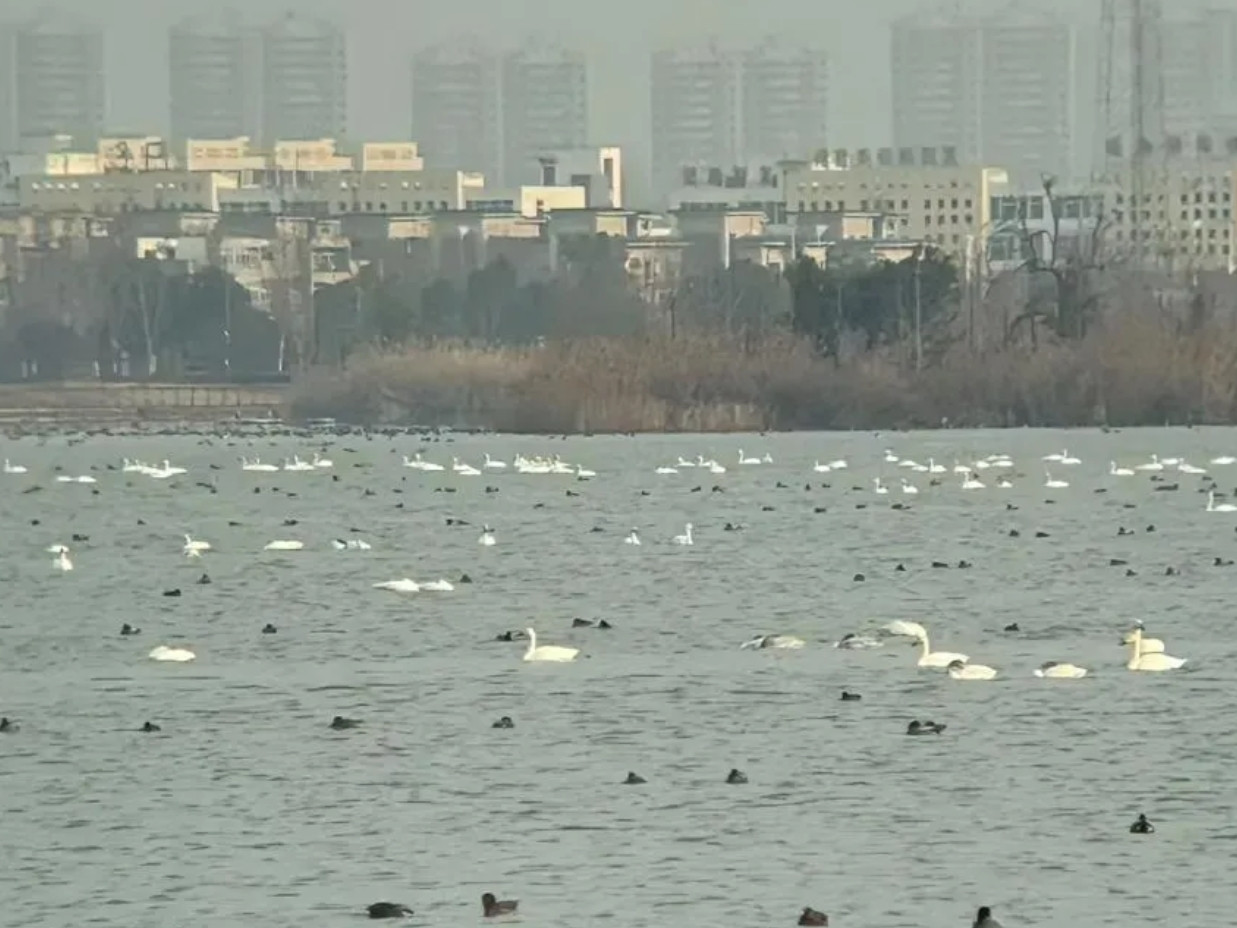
288;319;1237;432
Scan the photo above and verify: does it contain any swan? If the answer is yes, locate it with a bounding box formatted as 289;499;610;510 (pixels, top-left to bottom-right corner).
1211;455;1236;465
828;458;848;470
883;619;927;639
263;540;304;551
479;526;496;546
312;452;333;469
738;449;761;465
1135;455;1163;472
1161;456;1181;467
952;460;971;474
45;543;69;554
916;631;969;668
373;578;420;593
812;461;832;473
403;453;443;471
655;465;678;475
242;457;279;472
961;472;985;490
331;538;372;550
523;627;579;662
183;534;211;557
1060;450;1081;465
1178;460;1206;475
706;459;726;474
148;645;195;662
1121;628;1165;654
158;459;187;476
576;464;596;479
873;477;888;495
948;659;997;680
624;528;641;546
52;548;73;572
1126;626;1186;672
1042;450;1065;462
834;633;883;649
927;458;946;473
673;523;694;545
885;449;900;463
56;475;95;484
1207;491;1237;513
3;459;27;474
419;579;455;592
740;634;806;650
1034;661;1088;679
1044;471;1069;489
282;455;315;472
1110;461;1134;476
676;456;696;468
452;457;481;476
900;478;919;495
482;452;507;470
995;477;1013;488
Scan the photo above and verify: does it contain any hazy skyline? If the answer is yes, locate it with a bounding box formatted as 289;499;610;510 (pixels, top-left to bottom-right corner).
5;0;1235;196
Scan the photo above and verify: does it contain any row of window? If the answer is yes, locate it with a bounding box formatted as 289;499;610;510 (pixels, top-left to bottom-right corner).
1111;209;1233;223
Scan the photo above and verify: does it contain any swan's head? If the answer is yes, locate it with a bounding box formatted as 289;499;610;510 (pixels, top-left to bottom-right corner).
684;522;693;531
524;626;535;640
946;659;966;671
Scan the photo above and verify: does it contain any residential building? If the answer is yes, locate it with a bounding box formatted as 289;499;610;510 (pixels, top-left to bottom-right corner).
1160;10;1237;144
260;13;347;144
781;148;1009;258
668;163;785;221
738;38;828;164
891;9;1077;187
0;13;105;153
650;45;738;197
168;13;257;142
465;184;586;217
411;42;501;181
533;146;623;209
19;170;238;214
501;44;589;186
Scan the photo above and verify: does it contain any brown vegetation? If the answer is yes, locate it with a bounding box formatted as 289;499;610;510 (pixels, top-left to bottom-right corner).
289;309;1237;432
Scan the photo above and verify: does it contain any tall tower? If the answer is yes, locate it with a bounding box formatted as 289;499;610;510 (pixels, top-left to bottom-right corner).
260;12;347;144
1098;0;1165;262
169;12;257;141
0;11;105;152
411;42;501;181
501;44;588;186
649;44;738;196
738;38;828;164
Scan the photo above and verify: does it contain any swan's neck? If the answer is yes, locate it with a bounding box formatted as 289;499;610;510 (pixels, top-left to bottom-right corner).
919;635;930;656
526;630;537;653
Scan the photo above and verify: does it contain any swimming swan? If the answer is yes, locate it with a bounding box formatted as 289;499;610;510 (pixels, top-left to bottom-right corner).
624;528;641;545
373;578;420;593
148;645;195;662
479;526;496;546
1126;626;1186;672
523;627;579;662
52;548;73;571
1207;491;1237;513
916;631;969;668
740;634;806;650
3;459;27;474
948;659;997;680
1034;661;1089;679
263;540;304;551
1122;628;1165;653
834;633;883;649
883;619;928;639
673;523;694;545
183;534;211;557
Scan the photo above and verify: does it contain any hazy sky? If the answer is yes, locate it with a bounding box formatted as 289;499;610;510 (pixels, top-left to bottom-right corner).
9;0;1234;193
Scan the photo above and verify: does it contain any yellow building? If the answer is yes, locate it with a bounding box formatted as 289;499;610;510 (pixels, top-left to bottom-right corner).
184;138;267;173
272;139;352;172
359;143;424;172
782;149;1009;256
465;184;586;217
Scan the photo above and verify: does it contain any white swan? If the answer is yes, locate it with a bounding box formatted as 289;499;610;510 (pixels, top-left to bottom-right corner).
673;523;694;545
1042;450;1065;462
927;458;945;474
740;634;805;650
479;526;496;546
263;540;304;551
1060;450;1081;465
452;457;481;476
882;619;927;639
961;472;985;490
916;631;969;668
996;476;1013;489
1211;455;1236;465
655;465;679;475
576;464;597;479
52;548;73;572
332;538;372;550
45;543;69;554
738;449;762;465
1126;626;1186;672
827;458;848;470
834;633;883;649
1044;471;1069;489
242;457;279;472
1178;460;1206;475
1122;628;1165;654
900;478;919;495
812;460;832;473
373;578;419;593
1135;455;1163;472
56;474;95;484
4;459;27;474
1110;461;1134;477
312;452;333;469
523;627;579;662
873;477;888;495
183;534;211;557
483;453;508;470
885;449;900;463
419;578;455;592
624;528;641;546
157;459;187;477
282;455;315;472
1207;491;1237;513
948;659;997;680
148;645;195;662
1034;661;1088;679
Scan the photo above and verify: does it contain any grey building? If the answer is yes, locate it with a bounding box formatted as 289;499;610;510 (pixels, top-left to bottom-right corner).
412;42;501;182
1160;10;1237;143
0;13;105;152
169;13;257;141
739;39;827;163
260;13;347;144
650;45;738;196
501;44;588;185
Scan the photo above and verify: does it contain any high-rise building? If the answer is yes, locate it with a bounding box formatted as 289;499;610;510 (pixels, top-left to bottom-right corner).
650;45;738;195
738;39;827;163
168;13;256;141
1160;10;1237;143
0;13;105;152
411;42;501;181
891;10;1077;185
501;44;588;185
260;13;347;144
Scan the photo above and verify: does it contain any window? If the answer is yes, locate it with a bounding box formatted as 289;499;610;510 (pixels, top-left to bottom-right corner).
338;202;347;212
1029;198;1045;220
379;202;387;211
401;201;408;211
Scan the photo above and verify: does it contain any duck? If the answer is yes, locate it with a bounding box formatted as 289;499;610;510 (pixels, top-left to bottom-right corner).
623;771;647;785
973;906;1003;928
1033;661;1088;679
481;893;518;918
366;902;413;919
0;717;17;733
840;691;861;701
141;721;161;733
1130;813;1154;834
726;768;748;784
330;716;362;730
907;720;946;735
948;659;997;680
523;627;579;662
492;716;514;729
798;907;829;926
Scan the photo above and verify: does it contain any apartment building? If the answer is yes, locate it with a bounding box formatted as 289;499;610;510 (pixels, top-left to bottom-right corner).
501;44;588;186
650;45;739;196
260;13;347;144
0;13;105;153
168;14;257;141
411;42;501;182
738;38;827;164
1160;10;1237;143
